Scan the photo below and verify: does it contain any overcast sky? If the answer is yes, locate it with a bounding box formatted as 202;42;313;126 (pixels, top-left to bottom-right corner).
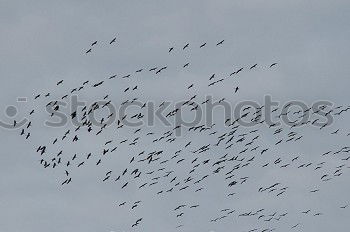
1;1;350;232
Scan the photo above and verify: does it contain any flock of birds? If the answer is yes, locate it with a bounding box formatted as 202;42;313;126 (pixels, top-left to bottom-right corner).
85;36;117;54
14;36;350;231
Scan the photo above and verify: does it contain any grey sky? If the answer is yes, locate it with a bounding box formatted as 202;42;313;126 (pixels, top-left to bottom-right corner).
1;1;350;232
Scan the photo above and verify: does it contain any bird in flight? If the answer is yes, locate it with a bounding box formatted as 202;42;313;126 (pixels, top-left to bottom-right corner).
270;62;278;68
110;37;117;44
199;42;206;48
216;40;224;46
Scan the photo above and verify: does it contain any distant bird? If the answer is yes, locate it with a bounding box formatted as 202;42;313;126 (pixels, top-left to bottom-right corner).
122;182;128;189
92;81;104;87
119;201;126;206
331;129;340;134
216;40;224;46
270;62;277;68
110;37;116;44
250;64;257;69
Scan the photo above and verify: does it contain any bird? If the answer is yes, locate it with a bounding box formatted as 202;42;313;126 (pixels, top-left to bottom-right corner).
92;81;104;87
216;40;224;46
250;64;257;69
110;37;116;44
